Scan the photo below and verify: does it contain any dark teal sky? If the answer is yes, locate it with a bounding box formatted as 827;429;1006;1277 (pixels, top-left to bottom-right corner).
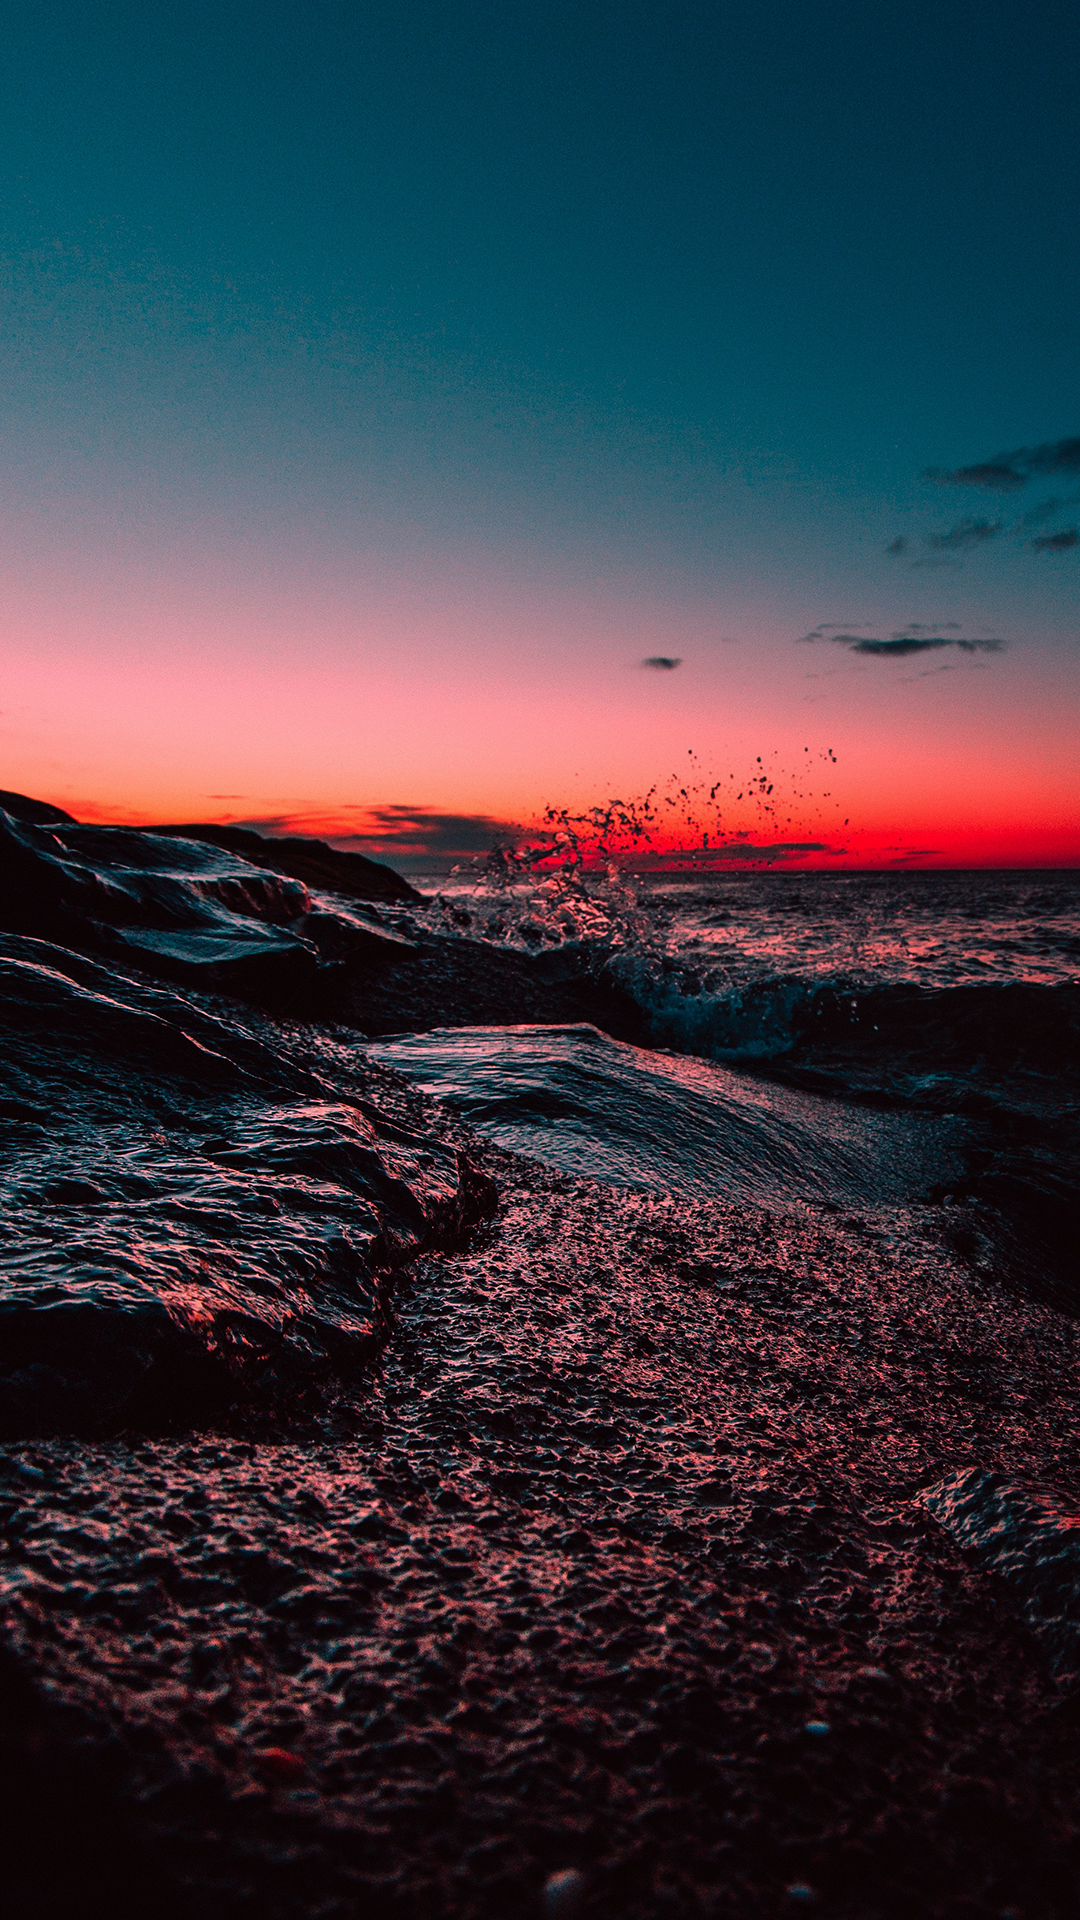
4;0;1077;537
1;1;1077;859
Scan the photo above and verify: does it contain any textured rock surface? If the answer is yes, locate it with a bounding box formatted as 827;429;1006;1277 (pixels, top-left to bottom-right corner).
0;807;421;997
3;1151;1080;1917
925;1468;1080;1686
139;823;421;905
0;935;493;1436
0;809;321;993
335;936;653;1043
2;809;1080;1916
365;1023;969;1206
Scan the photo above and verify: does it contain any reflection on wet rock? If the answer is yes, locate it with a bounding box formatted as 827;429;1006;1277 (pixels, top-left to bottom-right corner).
0;807;416;997
140;819;421;904
367;1023;970;1206
924;1467;1080;1685
0;935;493;1435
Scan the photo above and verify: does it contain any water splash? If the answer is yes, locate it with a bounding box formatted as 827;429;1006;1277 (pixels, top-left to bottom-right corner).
420;750;846;964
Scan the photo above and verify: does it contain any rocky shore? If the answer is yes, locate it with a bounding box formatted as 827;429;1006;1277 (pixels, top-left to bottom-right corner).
2;801;1080;1918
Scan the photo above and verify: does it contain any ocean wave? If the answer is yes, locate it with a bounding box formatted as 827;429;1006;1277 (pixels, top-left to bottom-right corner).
618;964;1080;1092
415;863;1080;1107
366;1022;970;1206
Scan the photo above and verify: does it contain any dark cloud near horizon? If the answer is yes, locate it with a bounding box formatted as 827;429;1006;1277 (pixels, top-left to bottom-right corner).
1031;527;1079;552
925;435;1080;491
233;805;518;859
641;656;682;670
337;806;519;855
801;623;1003;659
701;839;828;862
638;839;831;865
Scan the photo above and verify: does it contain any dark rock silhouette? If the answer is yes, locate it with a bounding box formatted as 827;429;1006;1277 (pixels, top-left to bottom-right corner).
0;808;320;994
0;807;416;997
0;790;76;826
140;821;420;903
0;793;418;902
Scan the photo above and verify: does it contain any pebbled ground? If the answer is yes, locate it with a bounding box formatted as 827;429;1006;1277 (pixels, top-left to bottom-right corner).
4;1149;1080;1919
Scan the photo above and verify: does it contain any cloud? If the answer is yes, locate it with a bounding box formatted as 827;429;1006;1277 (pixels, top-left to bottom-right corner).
700;839;829;863
334;806;519;857
925;435;1080;491
854;637;1003;657
925;518;1005;552
1018;493;1080;527
636;839;832;866
230;803;520;867
1024;438;1080;477
800;623;1004;659
1031;527;1079;552
641;655;682;670
925;457;1028;492
888;485;1080;561
853;638;955;656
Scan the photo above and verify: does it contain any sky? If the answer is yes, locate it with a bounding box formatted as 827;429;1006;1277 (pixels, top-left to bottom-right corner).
1;0;1078;868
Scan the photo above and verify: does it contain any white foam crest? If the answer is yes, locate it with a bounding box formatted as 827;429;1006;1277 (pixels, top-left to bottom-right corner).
421;856;670;962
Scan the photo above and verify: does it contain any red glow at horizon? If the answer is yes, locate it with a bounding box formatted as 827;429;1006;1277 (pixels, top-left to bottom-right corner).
2;527;1077;871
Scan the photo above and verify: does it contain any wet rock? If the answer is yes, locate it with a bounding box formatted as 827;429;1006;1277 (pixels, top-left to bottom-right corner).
0;809;321;994
0;808;425;1001
0;934;494;1435
0;1286;226;1434
366;1023;969;1207
299;902;417;968
139;821;420;904
105;920;321;996
924;1467;1080;1685
0;788;76;826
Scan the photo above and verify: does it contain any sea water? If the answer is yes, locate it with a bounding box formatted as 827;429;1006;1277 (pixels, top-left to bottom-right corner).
378;866;1080;1292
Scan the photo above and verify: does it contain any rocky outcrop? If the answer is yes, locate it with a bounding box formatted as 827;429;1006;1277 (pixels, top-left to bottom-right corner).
925;1468;1080;1686
0;808;416;998
139;822;420;904
0;789;76;826
0;933;494;1437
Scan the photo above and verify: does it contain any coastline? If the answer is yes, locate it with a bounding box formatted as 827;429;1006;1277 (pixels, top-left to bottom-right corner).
2;807;1080;1917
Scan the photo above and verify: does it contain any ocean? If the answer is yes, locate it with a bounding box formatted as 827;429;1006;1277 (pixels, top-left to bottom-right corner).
375;865;1080;1302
